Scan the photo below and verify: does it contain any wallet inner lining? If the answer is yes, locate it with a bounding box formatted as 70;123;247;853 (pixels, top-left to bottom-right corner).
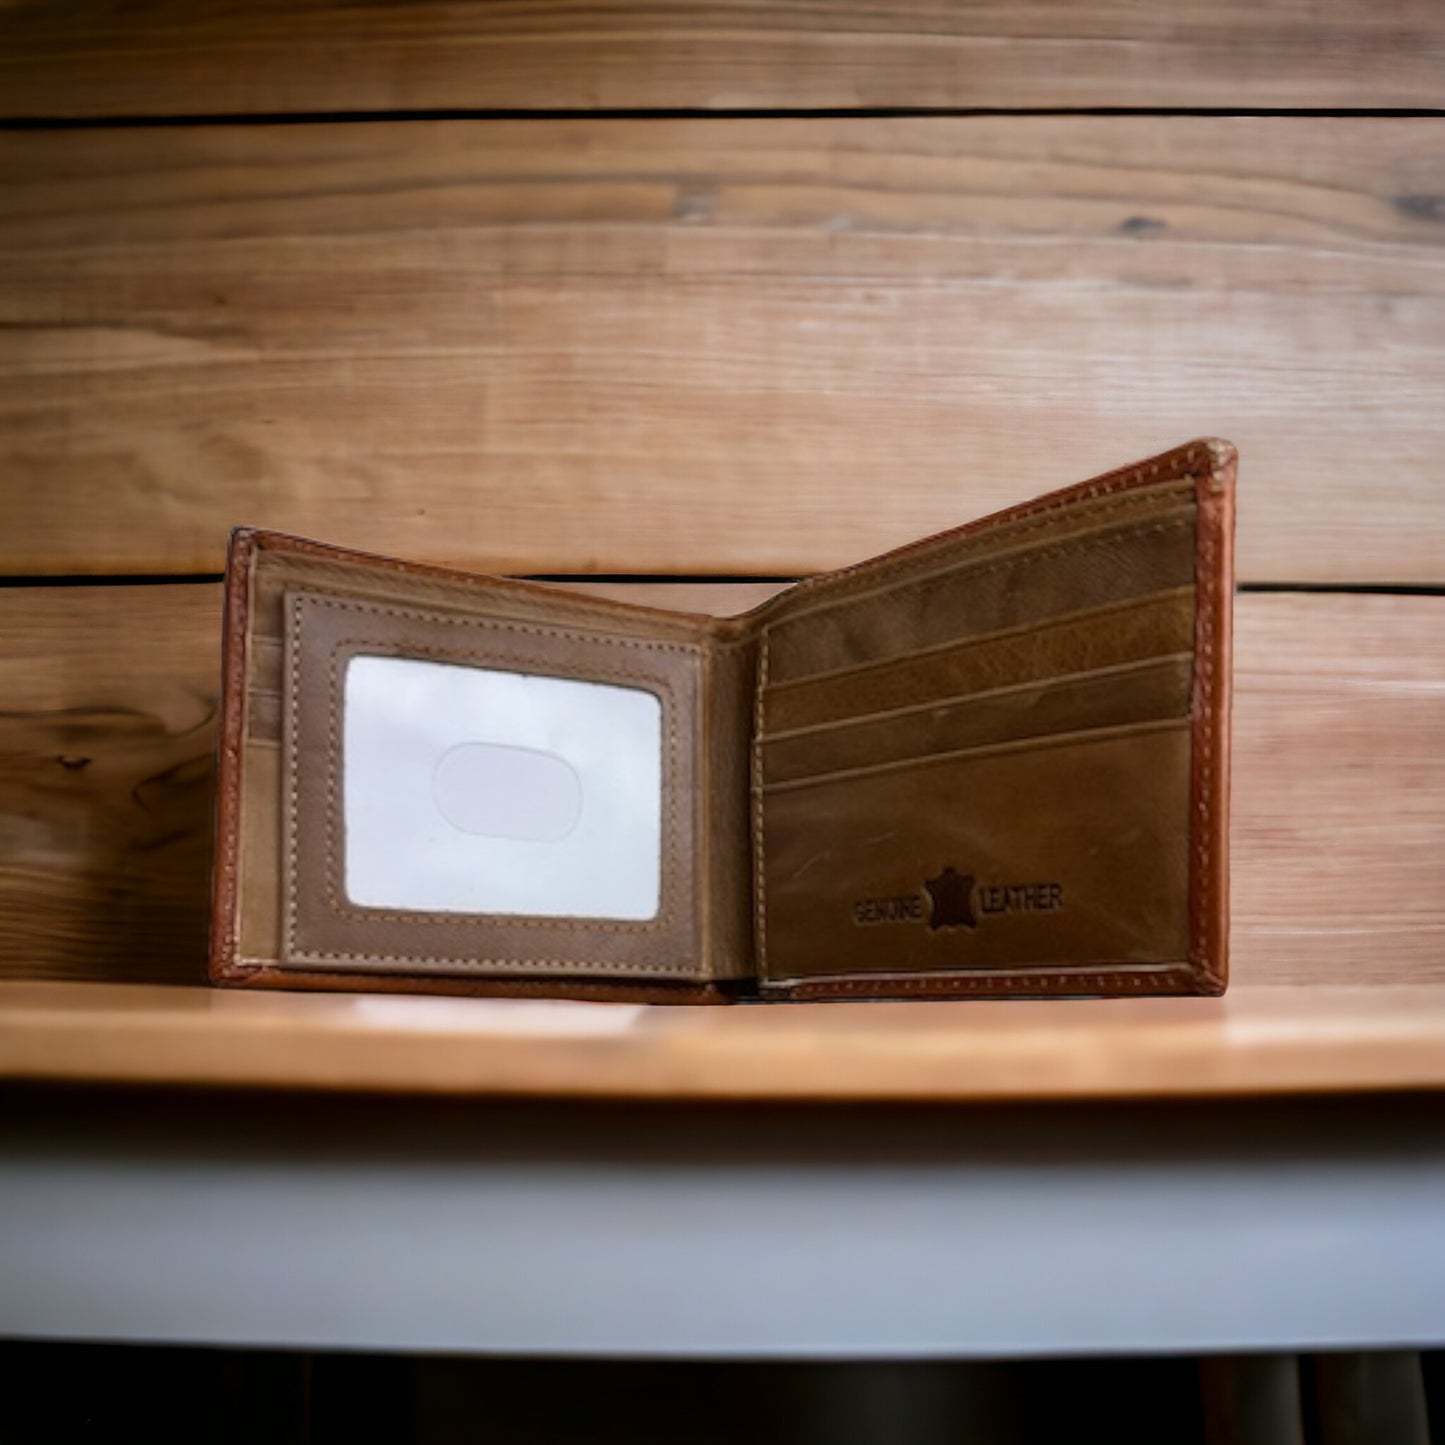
753;472;1200;986
231;547;723;981
760;651;1192;787
763;715;1189;792
763;495;1196;687
762;586;1193;736
765;476;1195;637
756;724;1194;982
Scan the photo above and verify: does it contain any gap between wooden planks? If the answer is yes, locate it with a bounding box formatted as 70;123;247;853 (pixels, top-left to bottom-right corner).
1;583;1441;990
1;118;1443;582
1;0;1442;116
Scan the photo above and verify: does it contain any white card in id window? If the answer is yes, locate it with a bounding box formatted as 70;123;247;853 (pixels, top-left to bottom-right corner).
343;655;662;920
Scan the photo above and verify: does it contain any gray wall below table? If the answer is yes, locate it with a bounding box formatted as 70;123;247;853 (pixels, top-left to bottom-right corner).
2;1091;1442;1359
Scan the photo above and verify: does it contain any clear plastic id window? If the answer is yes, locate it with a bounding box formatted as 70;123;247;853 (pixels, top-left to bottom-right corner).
343;655;663;921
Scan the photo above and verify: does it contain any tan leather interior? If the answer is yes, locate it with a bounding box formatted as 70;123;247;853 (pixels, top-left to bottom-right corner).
752;465;1216;996
283;589;707;980
212;439;1234;1000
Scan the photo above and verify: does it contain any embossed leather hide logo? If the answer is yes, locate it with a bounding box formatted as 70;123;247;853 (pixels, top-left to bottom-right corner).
853;870;1063;929
924;866;977;931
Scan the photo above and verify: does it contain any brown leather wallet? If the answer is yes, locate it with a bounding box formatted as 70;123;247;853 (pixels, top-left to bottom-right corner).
211;438;1234;1002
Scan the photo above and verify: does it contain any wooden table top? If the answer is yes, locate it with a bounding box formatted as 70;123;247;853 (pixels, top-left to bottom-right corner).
3;980;1442;1101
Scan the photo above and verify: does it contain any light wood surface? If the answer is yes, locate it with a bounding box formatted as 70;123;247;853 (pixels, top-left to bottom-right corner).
1;979;1442;1098
1230;593;1445;985
3;118;1442;583
2;584;1441;990
2;0;1440;117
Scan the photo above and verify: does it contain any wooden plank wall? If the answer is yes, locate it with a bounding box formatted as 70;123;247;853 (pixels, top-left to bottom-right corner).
1;1;1442;988
4;2;1444;113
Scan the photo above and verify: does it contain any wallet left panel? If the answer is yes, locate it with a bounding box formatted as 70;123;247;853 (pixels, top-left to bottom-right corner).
210;531;737;1001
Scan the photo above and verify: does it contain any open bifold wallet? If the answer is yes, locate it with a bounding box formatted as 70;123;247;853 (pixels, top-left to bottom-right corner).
211;439;1235;1002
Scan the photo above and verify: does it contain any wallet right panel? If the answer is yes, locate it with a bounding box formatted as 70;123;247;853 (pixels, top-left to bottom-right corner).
753;440;1235;998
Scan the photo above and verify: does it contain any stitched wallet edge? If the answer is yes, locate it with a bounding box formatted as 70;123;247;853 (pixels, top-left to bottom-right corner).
210;438;1235;1002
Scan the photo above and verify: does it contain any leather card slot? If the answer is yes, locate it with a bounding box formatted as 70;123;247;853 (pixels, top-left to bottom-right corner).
763;587;1195;736
761;714;1187;794
249;634;284;694
237;740;284;963
760;652;1192;788
767;477;1196;642
756;724;1192;984
765;503;1197;686
246;688;282;742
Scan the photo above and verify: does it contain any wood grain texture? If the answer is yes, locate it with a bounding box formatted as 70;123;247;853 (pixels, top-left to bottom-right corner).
1232;594;1445;985
0;585;222;983
2;584;1441;989
1;0;1442;117
2;979;1443;1098
2;118;1443;583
